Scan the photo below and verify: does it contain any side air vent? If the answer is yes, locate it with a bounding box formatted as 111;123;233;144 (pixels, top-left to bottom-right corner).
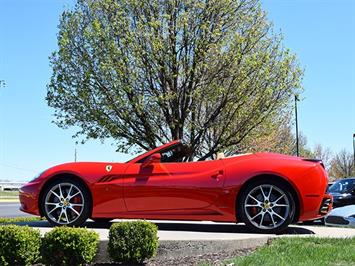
98;175;116;183
319;198;332;215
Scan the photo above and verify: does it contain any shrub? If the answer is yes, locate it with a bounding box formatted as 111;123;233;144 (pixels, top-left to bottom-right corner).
0;225;41;266
41;227;99;266
108;221;159;263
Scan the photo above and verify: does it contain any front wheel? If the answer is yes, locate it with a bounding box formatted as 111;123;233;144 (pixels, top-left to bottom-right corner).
41;178;91;226
238;180;295;234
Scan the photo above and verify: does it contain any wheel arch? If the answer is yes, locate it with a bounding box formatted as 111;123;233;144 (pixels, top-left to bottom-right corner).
38;173;93;218
235;174;301;223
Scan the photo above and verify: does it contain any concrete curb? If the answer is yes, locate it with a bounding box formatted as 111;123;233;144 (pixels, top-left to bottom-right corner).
94;237;270;264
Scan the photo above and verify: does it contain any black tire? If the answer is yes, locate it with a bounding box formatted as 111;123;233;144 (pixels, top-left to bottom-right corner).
238;179;296;234
40;178;91;227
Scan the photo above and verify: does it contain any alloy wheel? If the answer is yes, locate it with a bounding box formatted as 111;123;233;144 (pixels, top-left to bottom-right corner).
44;182;85;225
244;184;290;230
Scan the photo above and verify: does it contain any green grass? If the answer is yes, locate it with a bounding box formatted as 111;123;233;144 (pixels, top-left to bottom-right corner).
0;216;42;224
224;237;355;266
0;190;19;197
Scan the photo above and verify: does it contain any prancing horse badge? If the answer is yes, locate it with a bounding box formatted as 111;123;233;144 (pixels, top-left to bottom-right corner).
106;165;112;172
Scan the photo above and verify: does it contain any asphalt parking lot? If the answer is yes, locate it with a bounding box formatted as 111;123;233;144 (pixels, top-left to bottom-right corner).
0;202;31;217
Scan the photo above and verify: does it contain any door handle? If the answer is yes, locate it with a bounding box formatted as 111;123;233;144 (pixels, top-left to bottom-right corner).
211;170;224;180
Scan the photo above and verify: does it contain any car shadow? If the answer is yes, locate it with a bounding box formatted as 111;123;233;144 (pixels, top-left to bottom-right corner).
10;220;315;235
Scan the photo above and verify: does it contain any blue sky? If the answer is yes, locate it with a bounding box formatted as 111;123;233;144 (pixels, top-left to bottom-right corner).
0;0;354;181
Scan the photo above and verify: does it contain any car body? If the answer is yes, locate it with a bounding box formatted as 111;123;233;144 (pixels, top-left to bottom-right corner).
19;140;332;233
325;205;355;227
328;178;355;208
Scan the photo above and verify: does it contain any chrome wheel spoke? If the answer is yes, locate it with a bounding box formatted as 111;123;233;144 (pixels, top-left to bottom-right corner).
248;194;261;204
270;212;276;227
274;203;288;207
273;194;285;204
244;184;290;230
59;184;64;198
63;209;69;222
267;186;273;199
67;185;73;198
245;204;259;207
251;211;262;220
71;203;83;207
44;182;84;225
50;190;61;200
259;212;265;227
259;186;267;200
69;206;80;216
271;209;286;221
58;209;64;221
68;191;80;200
48;205;60;214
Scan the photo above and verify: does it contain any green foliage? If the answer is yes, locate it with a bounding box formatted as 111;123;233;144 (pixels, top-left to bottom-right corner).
226;237;355;266
108;221;159;263
0;225;41;266
41;226;99;266
0;190;19;197
0;216;42;224
48;0;303;159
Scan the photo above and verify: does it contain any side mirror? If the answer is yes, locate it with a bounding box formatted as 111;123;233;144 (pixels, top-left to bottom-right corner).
142;153;161;167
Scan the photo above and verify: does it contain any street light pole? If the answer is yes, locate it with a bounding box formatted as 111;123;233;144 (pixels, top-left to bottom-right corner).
353;133;355;167
74;146;77;162
295;95;300;157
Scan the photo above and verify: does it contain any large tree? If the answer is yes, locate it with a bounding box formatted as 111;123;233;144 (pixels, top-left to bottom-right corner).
329;150;355;179
47;0;302;160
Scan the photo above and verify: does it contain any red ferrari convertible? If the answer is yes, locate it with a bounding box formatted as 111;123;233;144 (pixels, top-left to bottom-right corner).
20;140;332;233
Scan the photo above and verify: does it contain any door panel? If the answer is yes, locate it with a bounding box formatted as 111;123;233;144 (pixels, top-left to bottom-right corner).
123;160;225;212
91;163;128;216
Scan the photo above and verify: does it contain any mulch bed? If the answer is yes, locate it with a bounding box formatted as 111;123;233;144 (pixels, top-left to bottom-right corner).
147;248;255;265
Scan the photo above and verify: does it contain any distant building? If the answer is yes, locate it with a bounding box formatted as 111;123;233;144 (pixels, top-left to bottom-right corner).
0;182;26;191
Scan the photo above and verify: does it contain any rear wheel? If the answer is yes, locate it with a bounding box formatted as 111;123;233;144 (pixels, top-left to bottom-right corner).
41;178;91;226
238;180;295;233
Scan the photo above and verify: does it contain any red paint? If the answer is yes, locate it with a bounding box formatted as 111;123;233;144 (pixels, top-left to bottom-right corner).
19;140;331;222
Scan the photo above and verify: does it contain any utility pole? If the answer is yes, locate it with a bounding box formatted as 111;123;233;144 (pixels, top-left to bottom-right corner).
353;133;355;168
74;146;77;162
295;95;300;157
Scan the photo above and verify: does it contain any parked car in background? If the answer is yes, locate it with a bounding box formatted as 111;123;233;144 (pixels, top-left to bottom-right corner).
325;205;355;228
327;182;335;192
328;178;355;208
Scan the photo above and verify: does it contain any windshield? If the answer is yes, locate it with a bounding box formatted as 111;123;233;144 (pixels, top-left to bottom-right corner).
329;179;355;193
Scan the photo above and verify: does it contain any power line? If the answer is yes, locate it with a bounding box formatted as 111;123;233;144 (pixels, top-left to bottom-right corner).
0;162;37;173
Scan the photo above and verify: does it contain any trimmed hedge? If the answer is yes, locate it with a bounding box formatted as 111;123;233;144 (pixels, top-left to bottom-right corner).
41;227;99;266
108;221;159;263
0;225;41;266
